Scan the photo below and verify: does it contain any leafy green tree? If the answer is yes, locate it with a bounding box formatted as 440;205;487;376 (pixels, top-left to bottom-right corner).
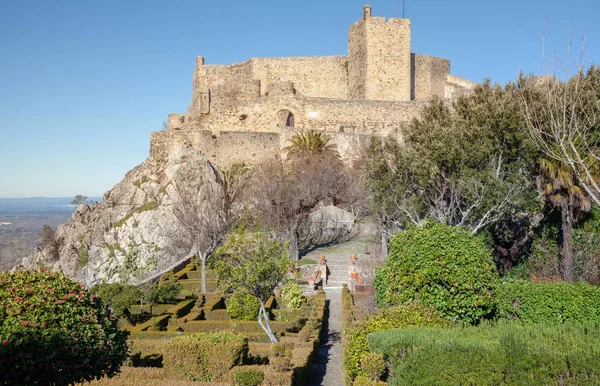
0;270;128;386
215;229;290;342
364;82;540;270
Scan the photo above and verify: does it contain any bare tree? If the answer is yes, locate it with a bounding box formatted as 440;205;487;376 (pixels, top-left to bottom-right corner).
246;154;347;260
171;157;238;293
520;36;600;206
40;225;59;261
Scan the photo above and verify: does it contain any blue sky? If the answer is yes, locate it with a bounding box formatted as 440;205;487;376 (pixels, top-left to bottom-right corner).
0;0;598;198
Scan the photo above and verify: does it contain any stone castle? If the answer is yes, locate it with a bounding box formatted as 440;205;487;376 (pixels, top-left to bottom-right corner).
150;5;476;167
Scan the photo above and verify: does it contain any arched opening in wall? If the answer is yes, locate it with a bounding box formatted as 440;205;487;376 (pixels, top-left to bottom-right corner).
275;110;295;128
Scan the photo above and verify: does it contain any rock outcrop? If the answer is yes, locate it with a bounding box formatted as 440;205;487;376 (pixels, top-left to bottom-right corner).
18;146;220;287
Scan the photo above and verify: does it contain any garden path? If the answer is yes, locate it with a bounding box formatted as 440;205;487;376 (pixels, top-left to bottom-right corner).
307;288;342;386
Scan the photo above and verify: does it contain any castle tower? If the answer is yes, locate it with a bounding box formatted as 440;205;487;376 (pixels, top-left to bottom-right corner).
348;5;412;101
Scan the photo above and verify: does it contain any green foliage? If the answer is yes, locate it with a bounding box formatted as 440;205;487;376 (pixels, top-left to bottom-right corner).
363;83;538;233
145;281;182;305
90;282;142;318
234;369;265;386
496;280;600;324
523;206;600;283
375;222;499;324
368;322;600;386
298;258;317;265
283;130;340;159
215;229;290;303
227;292;260;321
0;270;128;386
280;282;303;310
359;352;386;381
114;201;159;228
163;332;248;382
343;303;449;384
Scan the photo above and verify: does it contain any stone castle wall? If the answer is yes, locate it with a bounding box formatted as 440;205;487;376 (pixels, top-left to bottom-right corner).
365;17;412;101
412;54;451;100
153;5;478;170
151;129;281;168
171;93;425;136
251;57;349;99
150;126;373;168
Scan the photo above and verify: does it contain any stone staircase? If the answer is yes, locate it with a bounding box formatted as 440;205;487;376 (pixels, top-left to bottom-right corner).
304;252;350;289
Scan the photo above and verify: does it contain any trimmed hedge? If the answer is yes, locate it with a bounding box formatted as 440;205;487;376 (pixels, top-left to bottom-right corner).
496;280;600;324
204;309;231;321
163;332;248;382
369;322;600;386
170;299;196;319
374;222;499;324
343;303;450;384
233;369;264;386
178;320;291;335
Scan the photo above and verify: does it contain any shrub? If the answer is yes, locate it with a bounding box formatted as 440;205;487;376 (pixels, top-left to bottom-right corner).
280;282;303;310
368;322;600;386
234;369;265;386
359;352;386;381
163;332;248;382
0;270;128;386
91;282;142;318
227;292;260;321
353;376;387;386
374;222;498;324
496;280;600;324
343;303;449;384
146;281;182;305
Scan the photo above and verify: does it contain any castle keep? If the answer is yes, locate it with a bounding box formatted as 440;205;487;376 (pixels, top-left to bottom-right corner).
150;5;476;167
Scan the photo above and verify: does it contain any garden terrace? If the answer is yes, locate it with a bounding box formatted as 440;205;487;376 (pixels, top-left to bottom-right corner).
86;291;326;385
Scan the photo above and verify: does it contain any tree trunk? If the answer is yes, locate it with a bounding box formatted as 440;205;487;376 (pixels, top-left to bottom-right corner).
289;227;299;261
257;300;278;343
560;202;575;282
381;232;388;257
200;252;207;293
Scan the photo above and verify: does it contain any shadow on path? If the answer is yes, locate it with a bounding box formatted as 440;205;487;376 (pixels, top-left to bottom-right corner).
307;290;343;386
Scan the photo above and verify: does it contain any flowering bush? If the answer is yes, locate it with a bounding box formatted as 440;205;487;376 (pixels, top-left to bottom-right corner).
0;270;128;386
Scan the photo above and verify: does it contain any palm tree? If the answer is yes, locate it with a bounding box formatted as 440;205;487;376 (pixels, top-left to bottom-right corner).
537;157;592;281
284;130;340;159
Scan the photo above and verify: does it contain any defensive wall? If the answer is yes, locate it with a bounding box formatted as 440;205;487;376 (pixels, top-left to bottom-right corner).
150;5;477;168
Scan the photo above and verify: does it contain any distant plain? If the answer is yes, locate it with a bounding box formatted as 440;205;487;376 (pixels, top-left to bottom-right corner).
0;198;100;271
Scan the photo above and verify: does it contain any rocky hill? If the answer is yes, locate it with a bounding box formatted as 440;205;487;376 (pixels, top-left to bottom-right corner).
18;145;220;287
